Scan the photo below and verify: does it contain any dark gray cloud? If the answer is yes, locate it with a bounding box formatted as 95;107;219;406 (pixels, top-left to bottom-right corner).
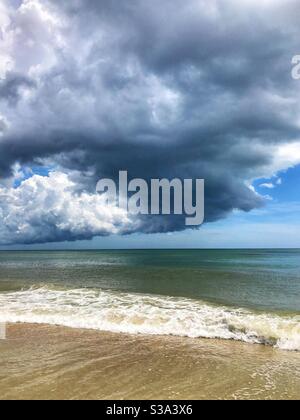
0;72;36;105
0;0;300;243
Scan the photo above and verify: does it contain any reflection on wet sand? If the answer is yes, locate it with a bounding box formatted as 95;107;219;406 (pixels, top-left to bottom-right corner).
0;323;299;400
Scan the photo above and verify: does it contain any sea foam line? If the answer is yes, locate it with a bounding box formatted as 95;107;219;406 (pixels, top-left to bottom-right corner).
0;287;299;351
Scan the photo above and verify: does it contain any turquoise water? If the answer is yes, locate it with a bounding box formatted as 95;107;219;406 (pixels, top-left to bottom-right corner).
0;249;299;312
0;250;299;350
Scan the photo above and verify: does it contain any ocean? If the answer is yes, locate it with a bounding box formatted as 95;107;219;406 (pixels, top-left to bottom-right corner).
0;249;300;400
0;249;299;350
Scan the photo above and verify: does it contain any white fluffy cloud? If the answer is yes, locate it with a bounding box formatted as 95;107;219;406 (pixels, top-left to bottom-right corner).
0;172;134;245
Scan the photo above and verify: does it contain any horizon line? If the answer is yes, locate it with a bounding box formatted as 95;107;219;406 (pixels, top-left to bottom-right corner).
0;247;300;252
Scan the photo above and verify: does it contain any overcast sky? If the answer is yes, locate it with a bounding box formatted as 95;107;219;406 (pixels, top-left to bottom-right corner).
1;0;300;248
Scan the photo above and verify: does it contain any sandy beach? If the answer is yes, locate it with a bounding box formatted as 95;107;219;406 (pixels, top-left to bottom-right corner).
0;323;299;400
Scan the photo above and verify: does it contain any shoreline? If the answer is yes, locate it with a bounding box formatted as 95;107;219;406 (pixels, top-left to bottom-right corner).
1;322;300;400
2;320;299;352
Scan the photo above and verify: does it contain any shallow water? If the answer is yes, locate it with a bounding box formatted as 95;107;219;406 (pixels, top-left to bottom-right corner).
0;250;299;350
0;324;299;400
0;250;299;400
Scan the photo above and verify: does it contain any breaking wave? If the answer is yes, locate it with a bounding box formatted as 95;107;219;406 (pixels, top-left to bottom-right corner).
0;286;299;351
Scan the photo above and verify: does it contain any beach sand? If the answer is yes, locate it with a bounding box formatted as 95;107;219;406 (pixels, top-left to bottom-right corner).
0;323;299;400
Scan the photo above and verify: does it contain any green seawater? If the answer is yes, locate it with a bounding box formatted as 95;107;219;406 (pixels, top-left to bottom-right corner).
0;249;299;314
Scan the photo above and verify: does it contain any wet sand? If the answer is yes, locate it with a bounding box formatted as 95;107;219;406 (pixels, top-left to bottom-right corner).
0;323;299;400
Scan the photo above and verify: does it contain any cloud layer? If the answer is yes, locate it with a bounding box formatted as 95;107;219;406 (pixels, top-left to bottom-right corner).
0;0;300;243
0;172;133;245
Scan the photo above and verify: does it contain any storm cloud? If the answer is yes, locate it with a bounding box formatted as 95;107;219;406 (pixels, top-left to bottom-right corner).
0;0;300;244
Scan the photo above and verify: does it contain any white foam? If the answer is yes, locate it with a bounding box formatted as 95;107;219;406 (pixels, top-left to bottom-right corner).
0;287;299;351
